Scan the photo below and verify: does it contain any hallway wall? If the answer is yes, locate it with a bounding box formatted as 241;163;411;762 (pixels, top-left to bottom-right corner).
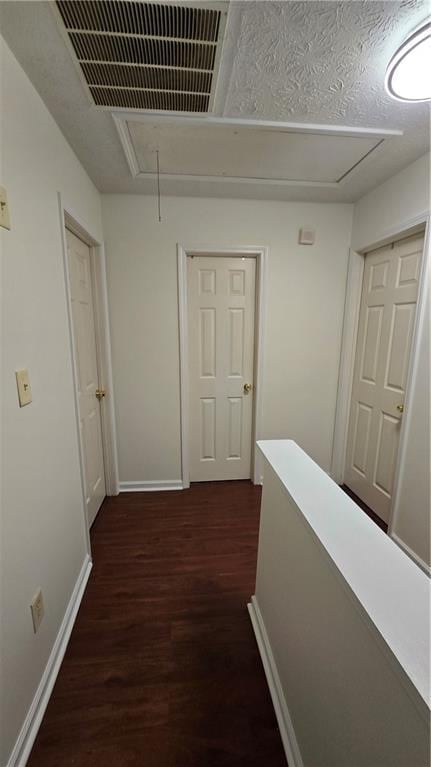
1;37;102;764
102;194;353;485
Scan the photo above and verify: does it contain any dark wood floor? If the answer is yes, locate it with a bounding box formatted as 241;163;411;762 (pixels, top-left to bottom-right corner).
28;481;287;767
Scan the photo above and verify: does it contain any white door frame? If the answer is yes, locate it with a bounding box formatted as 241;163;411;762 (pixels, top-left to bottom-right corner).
331;213;430;543
58;194;119;537
178;244;268;487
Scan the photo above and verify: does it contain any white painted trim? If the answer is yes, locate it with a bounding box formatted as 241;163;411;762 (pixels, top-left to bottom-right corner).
352;212;430;254
58;197;92;553
119;480;184;492
113;115;140;177
392;533;431;577
332;214;430;530
211;1;242;116
388;216;430;543
6;556;92;767
331;249;364;483
178;245;191;489
58;195;120;522
113;111;403;138
91;241;120;496
113;112;399;188
177;245;268;487
253;248;268;485
248;596;303;767
205;2;229;114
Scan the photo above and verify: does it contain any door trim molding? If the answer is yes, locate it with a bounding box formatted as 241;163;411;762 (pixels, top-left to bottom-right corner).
330;248;364;484
331;213;430;543
58;195;120;536
177;244;268;487
391;533;431;577
389;217;430;573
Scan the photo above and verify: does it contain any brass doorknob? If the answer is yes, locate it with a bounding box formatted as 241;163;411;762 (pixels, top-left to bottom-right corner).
95;388;106;400
396;403;404;413
243;383;253;394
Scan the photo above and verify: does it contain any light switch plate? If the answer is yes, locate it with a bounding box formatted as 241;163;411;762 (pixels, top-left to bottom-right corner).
0;186;11;230
16;369;32;407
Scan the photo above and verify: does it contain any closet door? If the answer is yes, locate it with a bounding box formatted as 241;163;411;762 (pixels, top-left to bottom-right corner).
345;233;424;522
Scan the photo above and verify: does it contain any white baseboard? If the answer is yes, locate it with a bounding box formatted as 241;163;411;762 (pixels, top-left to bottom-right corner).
7;555;92;767
248;596;304;767
119;480;184;492
391;533;431;576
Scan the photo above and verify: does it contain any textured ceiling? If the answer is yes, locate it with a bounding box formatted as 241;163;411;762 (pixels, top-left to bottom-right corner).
224;0;430;127
0;0;430;202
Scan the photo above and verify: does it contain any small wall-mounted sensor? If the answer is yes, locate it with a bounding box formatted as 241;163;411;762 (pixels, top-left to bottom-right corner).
299;227;315;245
0;186;11;230
16;369;32;407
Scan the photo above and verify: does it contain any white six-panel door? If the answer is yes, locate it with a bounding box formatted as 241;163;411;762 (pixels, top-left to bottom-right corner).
67;229;106;526
345;232;424;522
188;256;256;481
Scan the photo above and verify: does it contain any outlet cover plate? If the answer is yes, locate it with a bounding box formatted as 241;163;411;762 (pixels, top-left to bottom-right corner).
0;186;11;230
30;589;45;633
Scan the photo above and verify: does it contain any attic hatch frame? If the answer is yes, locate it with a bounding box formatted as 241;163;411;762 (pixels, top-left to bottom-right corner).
51;0;229;115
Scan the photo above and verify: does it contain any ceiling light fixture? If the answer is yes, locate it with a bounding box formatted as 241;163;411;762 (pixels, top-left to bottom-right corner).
385;21;431;102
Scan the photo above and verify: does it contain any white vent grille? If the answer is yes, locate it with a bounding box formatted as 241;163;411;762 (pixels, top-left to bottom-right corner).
56;1;227;113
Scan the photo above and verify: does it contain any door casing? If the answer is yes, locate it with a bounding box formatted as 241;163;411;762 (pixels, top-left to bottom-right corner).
178;244;268;488
331;213;430;571
59;195;119;544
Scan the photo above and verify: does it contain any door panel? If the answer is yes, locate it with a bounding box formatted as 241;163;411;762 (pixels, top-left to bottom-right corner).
385;303;416;391
374;413;398;495
360;305;383;383
200;308;216;377
188;256;256;481
228;397;243;458
345;233;424;522
67;229;106;526
201;398;216;460
229;308;244;376
352;403;372;476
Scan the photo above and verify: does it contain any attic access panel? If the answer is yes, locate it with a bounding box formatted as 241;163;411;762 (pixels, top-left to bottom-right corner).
122;119;384;183
55;0;228;113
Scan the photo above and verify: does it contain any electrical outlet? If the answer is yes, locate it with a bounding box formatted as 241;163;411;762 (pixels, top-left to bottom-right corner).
30;589;45;633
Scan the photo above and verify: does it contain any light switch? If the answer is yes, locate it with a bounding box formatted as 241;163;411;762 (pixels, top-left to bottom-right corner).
16;369;32;407
0;186;11;230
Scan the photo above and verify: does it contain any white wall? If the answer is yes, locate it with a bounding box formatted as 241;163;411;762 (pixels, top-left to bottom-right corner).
352;154;431;569
102;194;353;485
351;154;430;252
0;38;102;764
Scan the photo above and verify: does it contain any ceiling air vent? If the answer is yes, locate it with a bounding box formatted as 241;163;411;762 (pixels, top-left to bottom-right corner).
55;0;228;113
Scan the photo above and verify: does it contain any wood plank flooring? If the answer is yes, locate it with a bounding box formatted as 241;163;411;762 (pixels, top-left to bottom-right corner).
28;481;287;767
